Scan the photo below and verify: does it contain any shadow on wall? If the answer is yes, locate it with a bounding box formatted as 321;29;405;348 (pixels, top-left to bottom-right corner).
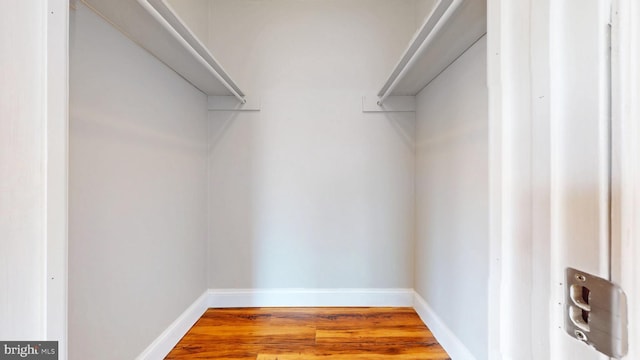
386;112;416;152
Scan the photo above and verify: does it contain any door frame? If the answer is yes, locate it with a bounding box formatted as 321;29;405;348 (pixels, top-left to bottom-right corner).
487;0;547;358
488;0;639;359
46;0;69;358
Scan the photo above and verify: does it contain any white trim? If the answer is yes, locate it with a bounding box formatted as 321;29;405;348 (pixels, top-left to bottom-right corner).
135;291;210;360
208;288;414;308
487;1;539;359
486;0;503;358
413;292;476;360
46;0;69;359
612;1;640;358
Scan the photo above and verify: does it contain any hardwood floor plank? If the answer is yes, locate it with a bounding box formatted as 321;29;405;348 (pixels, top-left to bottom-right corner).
315;327;436;343
165;307;451;360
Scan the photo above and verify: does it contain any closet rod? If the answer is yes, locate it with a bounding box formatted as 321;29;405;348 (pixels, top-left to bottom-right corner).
138;0;246;103
376;0;456;105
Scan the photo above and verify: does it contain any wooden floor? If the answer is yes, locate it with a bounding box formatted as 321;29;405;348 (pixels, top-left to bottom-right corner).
166;307;450;359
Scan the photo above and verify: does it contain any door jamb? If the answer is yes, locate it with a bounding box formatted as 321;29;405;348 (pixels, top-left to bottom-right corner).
487;1;540;358
490;1;639;359
46;0;69;358
611;1;639;358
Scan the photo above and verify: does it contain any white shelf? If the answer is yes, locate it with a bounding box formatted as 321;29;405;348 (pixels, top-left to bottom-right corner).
377;0;486;102
81;0;246;101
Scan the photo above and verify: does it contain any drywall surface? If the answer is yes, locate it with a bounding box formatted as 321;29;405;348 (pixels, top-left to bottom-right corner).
0;0;46;340
415;36;488;359
69;4;208;360
207;0;417;289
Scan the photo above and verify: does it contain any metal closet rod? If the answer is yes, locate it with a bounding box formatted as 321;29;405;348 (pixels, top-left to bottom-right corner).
139;0;247;104
377;0;456;106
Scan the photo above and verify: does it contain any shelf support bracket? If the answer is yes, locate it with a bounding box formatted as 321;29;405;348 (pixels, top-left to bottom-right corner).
208;96;261;112
362;96;415;113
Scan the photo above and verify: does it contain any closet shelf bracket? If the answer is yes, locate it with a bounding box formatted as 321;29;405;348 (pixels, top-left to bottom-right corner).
362;96;415;113
208;96;261;112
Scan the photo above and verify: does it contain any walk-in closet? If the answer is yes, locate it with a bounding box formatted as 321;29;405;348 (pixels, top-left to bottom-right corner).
6;0;638;359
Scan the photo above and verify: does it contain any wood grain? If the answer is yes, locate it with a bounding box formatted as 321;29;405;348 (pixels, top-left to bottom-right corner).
166;307;450;359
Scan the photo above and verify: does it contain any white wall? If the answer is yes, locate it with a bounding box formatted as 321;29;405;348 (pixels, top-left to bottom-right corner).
69;4;208;360
0;0;47;340
206;0;417;289
415;36;489;359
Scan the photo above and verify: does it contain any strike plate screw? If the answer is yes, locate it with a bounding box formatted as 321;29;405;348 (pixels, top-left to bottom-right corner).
575;330;588;342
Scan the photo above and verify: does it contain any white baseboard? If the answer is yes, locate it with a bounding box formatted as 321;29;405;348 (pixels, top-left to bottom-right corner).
413;292;476;360
207;288;415;308
136;290;209;360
